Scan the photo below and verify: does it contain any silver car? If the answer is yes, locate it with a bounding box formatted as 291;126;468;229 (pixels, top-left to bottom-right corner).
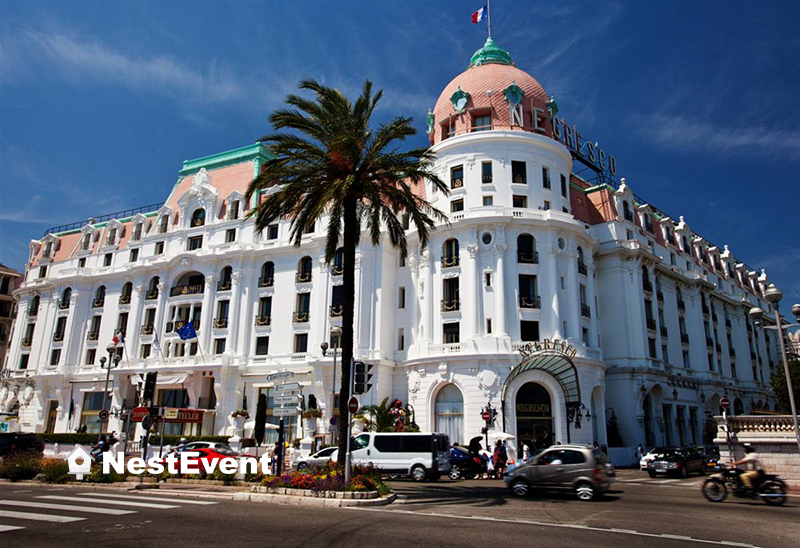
504;444;613;501
294;447;337;471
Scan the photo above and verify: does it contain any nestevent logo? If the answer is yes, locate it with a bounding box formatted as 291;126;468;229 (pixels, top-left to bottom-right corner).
89;452;274;476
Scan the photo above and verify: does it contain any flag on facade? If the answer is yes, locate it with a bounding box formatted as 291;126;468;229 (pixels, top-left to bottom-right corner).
112;330;125;346
152;331;161;351
472;5;488;23
176;321;198;341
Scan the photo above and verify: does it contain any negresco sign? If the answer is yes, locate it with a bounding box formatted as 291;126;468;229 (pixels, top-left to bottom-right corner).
517;339;578;360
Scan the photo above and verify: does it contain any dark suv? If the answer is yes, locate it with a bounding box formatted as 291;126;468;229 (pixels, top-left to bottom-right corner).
504;445;613;501
0;433;45;457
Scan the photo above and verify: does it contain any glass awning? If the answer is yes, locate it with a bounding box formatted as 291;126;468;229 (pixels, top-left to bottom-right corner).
501;352;581;404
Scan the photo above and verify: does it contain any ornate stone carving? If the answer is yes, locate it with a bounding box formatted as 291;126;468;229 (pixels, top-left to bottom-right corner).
134;284;145;295
407;370;421;404
478;364;500;398
438;362;448;379
232;271;243;283
466;244;479;258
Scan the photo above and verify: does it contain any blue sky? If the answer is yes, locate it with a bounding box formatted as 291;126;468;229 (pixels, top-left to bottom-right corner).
1;0;798;305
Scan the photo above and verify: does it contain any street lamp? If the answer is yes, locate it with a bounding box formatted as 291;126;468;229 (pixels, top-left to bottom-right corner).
98;343;122;443
749;285;800;455
322;326;342;442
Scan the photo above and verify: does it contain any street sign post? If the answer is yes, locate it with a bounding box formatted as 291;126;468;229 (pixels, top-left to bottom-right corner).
275;382;300;392
273;407;301;417
267;371;294;382
275;394;301;405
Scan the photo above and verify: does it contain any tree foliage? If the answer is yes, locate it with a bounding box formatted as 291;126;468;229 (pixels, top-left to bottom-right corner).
770;356;800;413
254;393;268;446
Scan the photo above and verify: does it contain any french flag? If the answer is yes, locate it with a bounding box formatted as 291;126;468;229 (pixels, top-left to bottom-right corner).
472;5;487;23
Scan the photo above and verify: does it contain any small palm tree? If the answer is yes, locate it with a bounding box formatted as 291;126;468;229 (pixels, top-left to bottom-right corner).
356;397;397;433
246;79;448;466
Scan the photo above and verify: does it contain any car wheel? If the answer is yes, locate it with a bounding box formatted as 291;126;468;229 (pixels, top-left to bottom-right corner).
679;466;688;479
296;462;308;471
410;465;427;482
448;464;462;481
575;481;595;501
647;471;656;478
511;478;529;497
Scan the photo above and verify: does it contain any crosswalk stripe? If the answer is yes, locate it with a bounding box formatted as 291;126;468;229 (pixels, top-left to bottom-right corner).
39;496;178;509
0;525;25;533
76;492;216;505
0;510;84;523
0;500;135;515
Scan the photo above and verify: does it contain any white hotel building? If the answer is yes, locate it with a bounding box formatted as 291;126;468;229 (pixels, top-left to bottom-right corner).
1;39;782;463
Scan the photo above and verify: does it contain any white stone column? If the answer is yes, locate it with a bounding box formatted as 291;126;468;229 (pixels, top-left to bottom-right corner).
565;249;581;342
547;247;562;339
127;281;145;357
494;244;508;336
228;270;243;353
200;276;215;354
464;244;479;338
585;257;599;347
421;250;433;343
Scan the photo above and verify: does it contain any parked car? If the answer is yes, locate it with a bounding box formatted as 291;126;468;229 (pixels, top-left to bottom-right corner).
645;447;705;478
696;445;721;472
161;447;242;474
182;441;234;452
350;432;451;481
294;447;337;471
504;444;613;501
640;446;670;470
0;433;45;457
448;445;488;480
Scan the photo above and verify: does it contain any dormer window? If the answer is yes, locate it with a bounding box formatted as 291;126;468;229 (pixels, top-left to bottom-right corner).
191;208;206;227
159;215;169;234
472;114;491;132
132;223;142;241
228;200;240;220
107;227;117;246
43;241;53;258
82;233;92;251
643;215;653;233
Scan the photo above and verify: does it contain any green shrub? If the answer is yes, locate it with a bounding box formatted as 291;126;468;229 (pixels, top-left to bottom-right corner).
0;453;43;481
38;433;98;445
41;458;70;484
86;464;125;483
210;469;237;484
241;438;256;448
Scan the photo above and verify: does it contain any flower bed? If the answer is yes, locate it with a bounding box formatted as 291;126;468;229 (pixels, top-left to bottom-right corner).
253;463;390;498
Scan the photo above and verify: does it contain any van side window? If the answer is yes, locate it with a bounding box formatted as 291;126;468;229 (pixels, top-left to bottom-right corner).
402;436;432;453
561;450;586;464
352;434;370;450
374;435;401;452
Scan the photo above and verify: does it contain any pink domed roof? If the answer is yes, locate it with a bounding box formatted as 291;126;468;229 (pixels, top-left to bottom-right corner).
430;39;552;145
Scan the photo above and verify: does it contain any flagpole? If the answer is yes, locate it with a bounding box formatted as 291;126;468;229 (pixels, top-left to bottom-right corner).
195;336;207;366
487;0;492;38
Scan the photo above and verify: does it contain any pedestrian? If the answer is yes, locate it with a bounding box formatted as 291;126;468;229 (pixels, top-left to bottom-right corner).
635;443;644;462
522;442;531;463
493;439;507;478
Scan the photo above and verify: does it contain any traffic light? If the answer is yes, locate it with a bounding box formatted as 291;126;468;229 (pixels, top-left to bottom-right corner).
143;372;158;404
353;361;373;395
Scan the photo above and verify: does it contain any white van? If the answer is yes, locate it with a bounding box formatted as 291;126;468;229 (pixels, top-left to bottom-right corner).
350;432;451;482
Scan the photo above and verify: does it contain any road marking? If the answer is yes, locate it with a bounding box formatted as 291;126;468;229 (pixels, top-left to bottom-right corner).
76;492;216;505
653;479;681;483
12;490;31;493
0;510;85;523
0;525;25;533
38;496;178;509
0;500;136;515
347;507;759;547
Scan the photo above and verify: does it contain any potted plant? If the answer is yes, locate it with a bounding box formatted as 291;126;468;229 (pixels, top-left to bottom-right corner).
302;407;322;435
230;409;249;434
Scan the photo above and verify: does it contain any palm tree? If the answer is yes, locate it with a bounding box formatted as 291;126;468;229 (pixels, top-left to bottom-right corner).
355;397;398;433
246;79;448;466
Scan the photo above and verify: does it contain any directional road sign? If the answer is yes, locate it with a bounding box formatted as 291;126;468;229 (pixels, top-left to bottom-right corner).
267;371;294;382
273;407;301;417
275;395;302;405
275;382;300;392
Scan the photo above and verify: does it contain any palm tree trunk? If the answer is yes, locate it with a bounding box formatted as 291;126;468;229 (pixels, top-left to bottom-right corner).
337;196;358;467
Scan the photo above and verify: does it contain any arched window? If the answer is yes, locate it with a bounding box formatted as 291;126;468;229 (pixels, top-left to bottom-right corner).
297;257;313;283
332;248;344;276
442;238;459;267
147;276;160;299
517;234;537;264
120;282;133;304
218;266;233;291
435;384;464;445
94;286;106;307
191;208;206;227
259;262;275;287
60;287;72;309
29;295;40;317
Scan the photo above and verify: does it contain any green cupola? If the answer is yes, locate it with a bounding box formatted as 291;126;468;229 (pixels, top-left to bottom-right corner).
469;37;514;67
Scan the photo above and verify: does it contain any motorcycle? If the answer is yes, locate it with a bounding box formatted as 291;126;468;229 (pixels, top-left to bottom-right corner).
702;466;787;506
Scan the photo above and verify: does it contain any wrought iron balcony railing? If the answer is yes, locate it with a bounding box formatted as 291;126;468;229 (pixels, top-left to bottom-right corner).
87;331;99;341
329;305;344;317
258;277;274;288
213;318;228;329
581;304;591;318
140;324;154;335
519;295;541;309
170;284;204;297
441;299;460;312
119;295;131;305
441;255;460;268
517;251;539;264
293;311;310;323
295;272;312;283
217;280;232;291
255;315;271;327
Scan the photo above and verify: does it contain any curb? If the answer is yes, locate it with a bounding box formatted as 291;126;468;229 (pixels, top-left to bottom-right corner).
234;491;397;507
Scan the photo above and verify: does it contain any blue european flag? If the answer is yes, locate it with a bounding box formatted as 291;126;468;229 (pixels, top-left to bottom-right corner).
176;321;198;341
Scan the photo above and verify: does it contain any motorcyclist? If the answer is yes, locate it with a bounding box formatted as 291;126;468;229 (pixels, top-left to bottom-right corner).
730;443;762;493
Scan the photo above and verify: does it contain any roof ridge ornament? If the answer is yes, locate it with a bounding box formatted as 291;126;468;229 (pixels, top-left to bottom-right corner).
469;37;513;67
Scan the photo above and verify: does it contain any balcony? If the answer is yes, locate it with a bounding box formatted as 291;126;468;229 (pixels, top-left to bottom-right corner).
441;255;460;268
258;277;274;288
656;290;664;302
21;337;32;347
53;332;64;342
451;178;463;189
217;280;232;292
660;326;669;338
441;299;460;312
517;251;539;264
331;265;344;276
646;318;656;331
293;311;310;324
677;300;686;312
295;272;312;283
172;319;200;332
577;261;588;276
170;284;204;297
191;218;205;228
92;298;105;308
681;333;690;344
481;174;493;184
140;324;154;335
145;290;159;300
519;295;541;309
581;303;591;318
329;304;344;317
29;308;38;317
642;280;653;293
706;337;714;347
254;315;271;327
58;301;70;310
119;295;131;305
86;331;99;341
213;318;228;329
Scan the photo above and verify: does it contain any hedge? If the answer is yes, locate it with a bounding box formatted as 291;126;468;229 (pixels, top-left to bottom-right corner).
36;434;231;446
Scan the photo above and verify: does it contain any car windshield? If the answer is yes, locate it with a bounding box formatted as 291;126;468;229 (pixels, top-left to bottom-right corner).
652;450;680;459
316;448;336;457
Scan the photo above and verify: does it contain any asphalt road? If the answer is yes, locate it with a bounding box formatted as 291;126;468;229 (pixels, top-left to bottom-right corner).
0;469;797;548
